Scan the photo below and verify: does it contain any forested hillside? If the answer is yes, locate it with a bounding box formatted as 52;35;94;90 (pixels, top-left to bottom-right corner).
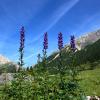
40;39;100;74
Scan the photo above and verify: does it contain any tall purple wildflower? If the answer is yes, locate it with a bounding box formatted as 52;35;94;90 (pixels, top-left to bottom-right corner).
70;35;76;52
42;32;48;70
19;26;25;67
43;32;48;55
58;32;63;50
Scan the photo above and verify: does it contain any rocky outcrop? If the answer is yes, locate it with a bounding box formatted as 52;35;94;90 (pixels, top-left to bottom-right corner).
76;29;100;50
0;55;19;71
0;54;11;64
0;73;13;84
48;29;100;62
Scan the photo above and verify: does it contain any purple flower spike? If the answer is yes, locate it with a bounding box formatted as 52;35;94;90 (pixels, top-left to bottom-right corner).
43;32;48;50
20;26;25;49
58;32;63;50
70;35;76;52
19;26;25;67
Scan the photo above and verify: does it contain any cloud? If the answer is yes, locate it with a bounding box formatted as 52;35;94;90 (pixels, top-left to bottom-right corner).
0;0;48;24
0;0;48;61
75;13;100;35
0;0;79;65
45;0;79;31
24;54;35;61
24;0;80;63
0;0;48;49
27;0;79;45
14;12;100;65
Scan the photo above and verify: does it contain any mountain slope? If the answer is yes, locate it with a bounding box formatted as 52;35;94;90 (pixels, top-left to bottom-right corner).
76;29;100;49
0;55;19;73
0;55;11;64
47;29;100;65
44;39;100;74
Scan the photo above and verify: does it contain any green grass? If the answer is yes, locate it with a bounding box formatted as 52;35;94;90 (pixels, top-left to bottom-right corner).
36;64;100;96
78;66;100;95
0;65;100;97
0;84;4;99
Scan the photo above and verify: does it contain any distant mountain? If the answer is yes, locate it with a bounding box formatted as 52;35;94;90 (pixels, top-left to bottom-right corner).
35;29;100;73
0;55;11;64
76;29;100;50
43;39;100;74
0;55;19;72
48;29;100;62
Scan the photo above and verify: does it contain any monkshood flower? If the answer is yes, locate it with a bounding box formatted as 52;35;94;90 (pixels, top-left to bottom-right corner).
58;32;63;50
43;32;48;51
42;32;48;70
19;26;25;67
20;26;25;49
70;35;76;52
